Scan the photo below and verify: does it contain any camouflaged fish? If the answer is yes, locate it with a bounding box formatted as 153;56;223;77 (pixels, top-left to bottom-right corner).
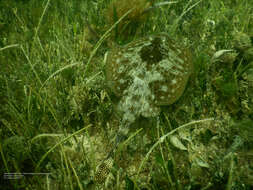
94;33;193;184
105;33;193;124
93;33;194;184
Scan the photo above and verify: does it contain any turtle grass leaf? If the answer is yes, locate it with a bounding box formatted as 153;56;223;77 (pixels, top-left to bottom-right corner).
194;157;209;168
169;135;187;150
211;49;234;63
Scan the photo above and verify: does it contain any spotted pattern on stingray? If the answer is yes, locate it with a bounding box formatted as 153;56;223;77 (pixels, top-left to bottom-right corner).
105;33;193;118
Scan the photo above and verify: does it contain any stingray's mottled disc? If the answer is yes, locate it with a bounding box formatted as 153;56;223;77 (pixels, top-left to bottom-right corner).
105;33;193;118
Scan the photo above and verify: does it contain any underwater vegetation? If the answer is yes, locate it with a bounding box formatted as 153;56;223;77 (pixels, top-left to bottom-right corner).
1;0;253;189
105;0;153;42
